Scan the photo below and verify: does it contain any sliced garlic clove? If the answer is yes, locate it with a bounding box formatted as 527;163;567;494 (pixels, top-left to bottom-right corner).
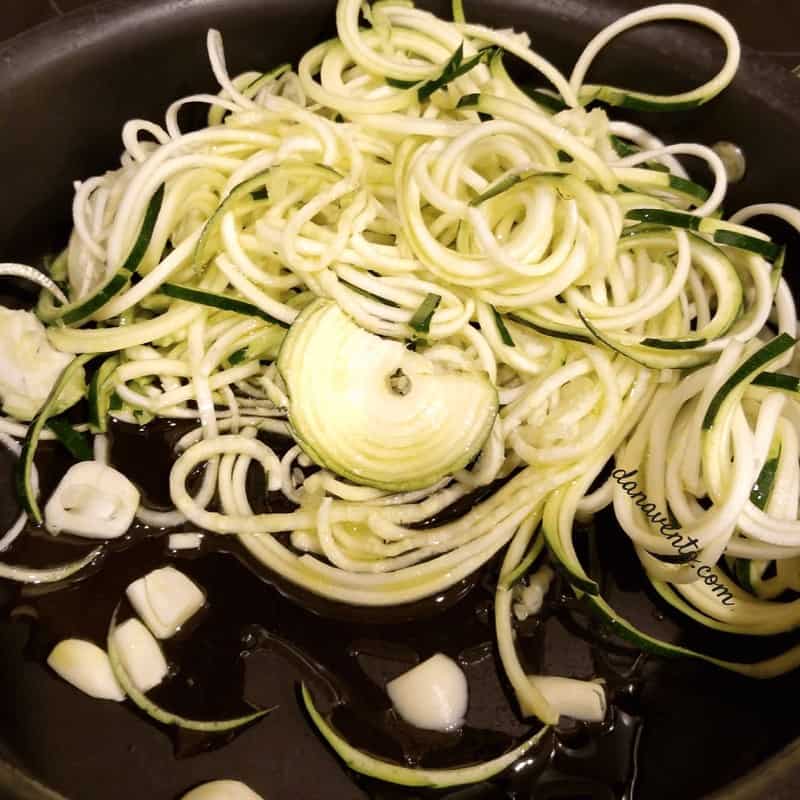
44;461;140;539
386;653;468;732
180;781;263;800
126;566;206;639
111;618;168;693
47;639;126;701
528;675;607;722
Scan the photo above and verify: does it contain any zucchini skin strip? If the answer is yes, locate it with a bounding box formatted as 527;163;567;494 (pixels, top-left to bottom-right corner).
88;355;120;433
626;208;783;261
408;292;441;335
301;683;549;787
703;334;796;430
752;372;800;393
583;592;800;678
107;607;274;731
571;4;740;112
46;417;92;460
0;546;102;584
41;185;165;326
160;283;289;328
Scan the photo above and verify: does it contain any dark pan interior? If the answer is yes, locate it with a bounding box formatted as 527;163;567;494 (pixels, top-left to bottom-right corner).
1;1;799;799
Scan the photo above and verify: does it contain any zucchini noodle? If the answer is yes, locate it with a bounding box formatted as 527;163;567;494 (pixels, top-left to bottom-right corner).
2;0;800;753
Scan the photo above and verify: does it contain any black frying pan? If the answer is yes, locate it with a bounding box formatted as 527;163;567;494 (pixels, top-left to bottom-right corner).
0;2;799;799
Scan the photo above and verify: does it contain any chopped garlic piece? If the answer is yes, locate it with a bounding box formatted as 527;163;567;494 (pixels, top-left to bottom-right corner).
0;307;84;420
126;566;205;639
387;653;468;732
168;532;204;550
112;618;168;692
712;140;746;183
513;564;555;621
528;676;607;722
47;639;125;701
44;461;140;539
181;781;263;800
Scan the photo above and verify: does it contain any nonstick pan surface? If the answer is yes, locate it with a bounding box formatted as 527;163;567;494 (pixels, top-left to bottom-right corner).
0;2;799;798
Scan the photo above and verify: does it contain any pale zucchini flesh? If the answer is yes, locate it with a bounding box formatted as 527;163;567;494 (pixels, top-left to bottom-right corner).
278;299;498;491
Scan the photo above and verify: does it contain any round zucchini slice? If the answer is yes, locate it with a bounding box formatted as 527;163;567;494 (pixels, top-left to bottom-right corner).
278;299;498;491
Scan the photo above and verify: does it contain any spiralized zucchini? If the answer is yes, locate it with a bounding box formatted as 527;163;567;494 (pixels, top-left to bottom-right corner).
2;0;800;782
